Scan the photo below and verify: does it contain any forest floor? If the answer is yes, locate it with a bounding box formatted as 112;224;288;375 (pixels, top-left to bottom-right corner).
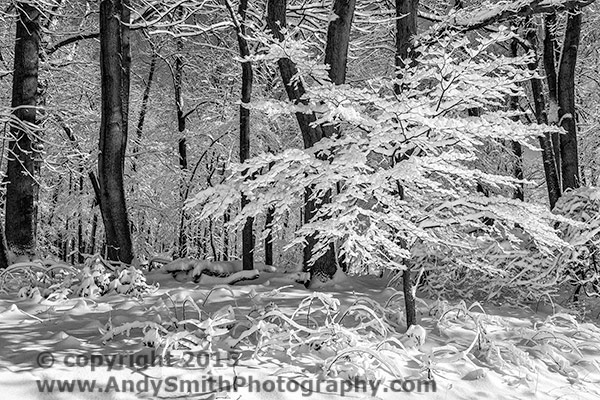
1;267;599;399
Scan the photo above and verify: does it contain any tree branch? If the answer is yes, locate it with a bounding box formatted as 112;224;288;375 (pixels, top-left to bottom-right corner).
418;0;595;32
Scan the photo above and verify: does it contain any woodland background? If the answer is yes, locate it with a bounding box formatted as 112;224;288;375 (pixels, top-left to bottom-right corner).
0;0;600;314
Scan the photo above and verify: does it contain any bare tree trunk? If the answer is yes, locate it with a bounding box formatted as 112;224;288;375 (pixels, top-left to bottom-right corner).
395;0;419;329
509;40;524;201
265;160;276;266
0;224;9;268
5;3;41;259
132;48;157;173
89;213;98;255
266;0;329;148
266;0;355;282
223;210;230;261
88;171;101;256
65;173;73;262
226;0;255;270
543;13;562;187
324;0;356;85
511;141;524;200
173;27;190;258
98;0;134;263
557;12;581;190
395;0;419;88
199;223;206;257
265;208;274;265
526;27;561;209
77;175;85;263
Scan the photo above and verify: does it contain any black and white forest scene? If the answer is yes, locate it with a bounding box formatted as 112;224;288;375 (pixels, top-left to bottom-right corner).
1;0;600;399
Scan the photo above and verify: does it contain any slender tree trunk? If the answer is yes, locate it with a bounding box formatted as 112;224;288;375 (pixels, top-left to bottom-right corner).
512;141;524;200
209;218;217;260
395;0;419;329
132;49;157;173
199;222;207;256
223;210;230;261
558;12;581;190
65;173;73;262
98;0;134;263
265;208;274;265
265;159;276;266
174;30;190;258
543;13;562;187
77;175;85;263
5;3;41;260
57;118;104;257
226;0;255;270
0;224;9;268
89;213;98;255
509;40;524;201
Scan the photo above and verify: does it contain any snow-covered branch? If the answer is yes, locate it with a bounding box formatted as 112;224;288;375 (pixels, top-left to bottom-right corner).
419;0;596;32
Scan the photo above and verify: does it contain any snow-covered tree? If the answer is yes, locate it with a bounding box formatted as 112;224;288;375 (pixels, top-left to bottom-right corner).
189;26;569;301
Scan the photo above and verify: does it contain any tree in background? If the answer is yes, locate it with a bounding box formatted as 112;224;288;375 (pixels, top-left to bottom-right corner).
0;0;596;305
225;0;255;270
556;12;582;190
5;2;42;261
418;0;594;206
98;0;134;263
266;0;356;285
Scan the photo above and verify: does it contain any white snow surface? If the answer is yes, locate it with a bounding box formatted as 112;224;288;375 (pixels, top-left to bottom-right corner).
0;267;599;399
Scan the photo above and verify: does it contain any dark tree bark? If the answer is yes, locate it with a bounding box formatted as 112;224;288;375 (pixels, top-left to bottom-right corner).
0;225;9;269
543;13;562;186
266;0;355;282
173;32;190;258
306;0;355;280
525;26;561;208
132;47;158;173
265;207;274;265
395;0;419;329
264;160;276;266
89;213;99;255
512;140;524;201
226;0;255;270
223;209;230;261
557;12;582;190
325;0;356;85
98;0;134;263
266;0;329;148
66;174;73;263
5;3;41;260
509;40;524;201
395;0;419;73
78;175;85;263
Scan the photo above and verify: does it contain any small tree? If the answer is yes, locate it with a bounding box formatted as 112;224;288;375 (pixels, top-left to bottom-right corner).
190;26;569;320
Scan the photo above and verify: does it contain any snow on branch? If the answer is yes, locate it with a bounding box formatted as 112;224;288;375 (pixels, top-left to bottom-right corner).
419;0;596;32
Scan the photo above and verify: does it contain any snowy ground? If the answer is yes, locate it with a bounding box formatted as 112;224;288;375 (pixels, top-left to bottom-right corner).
1;267;599;399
